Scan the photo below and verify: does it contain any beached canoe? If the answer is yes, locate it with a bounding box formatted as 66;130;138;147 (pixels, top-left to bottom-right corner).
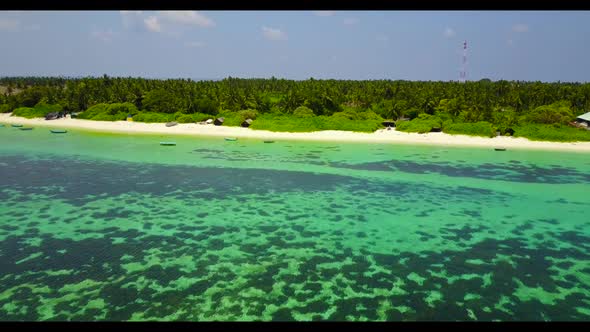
225;137;238;141
494;148;506;151
50;129;68;134
263;140;275;143
19;127;34;131
160;142;176;146
165;122;178;127
11;124;23;128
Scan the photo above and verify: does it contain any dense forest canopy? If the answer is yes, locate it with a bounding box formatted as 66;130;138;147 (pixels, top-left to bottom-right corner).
1;76;590;141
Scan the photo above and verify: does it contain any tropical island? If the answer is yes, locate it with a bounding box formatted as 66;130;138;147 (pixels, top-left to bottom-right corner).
2;76;590;147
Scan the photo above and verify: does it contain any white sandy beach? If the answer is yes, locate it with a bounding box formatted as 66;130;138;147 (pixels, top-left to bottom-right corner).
2;113;590;152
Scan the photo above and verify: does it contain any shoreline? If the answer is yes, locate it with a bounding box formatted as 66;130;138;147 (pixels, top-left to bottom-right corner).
2;113;590;152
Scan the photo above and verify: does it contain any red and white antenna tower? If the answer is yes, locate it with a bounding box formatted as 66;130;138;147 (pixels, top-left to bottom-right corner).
460;40;467;83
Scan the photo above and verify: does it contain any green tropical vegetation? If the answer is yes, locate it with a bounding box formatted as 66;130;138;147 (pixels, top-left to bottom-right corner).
12;102;63;119
395;114;444;134
513;124;590;142
1;76;590;141
442;121;497;138
76;102;137;121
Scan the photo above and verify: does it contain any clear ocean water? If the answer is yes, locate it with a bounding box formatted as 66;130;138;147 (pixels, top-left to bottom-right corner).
0;126;589;321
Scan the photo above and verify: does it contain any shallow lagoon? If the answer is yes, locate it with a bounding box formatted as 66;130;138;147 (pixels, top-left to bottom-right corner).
0;127;589;321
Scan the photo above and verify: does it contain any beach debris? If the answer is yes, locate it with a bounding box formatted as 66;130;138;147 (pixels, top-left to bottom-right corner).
45;112;60;120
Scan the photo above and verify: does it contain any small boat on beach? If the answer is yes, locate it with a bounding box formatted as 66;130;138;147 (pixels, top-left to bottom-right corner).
50;129;67;134
19;127;33;131
263;140;275;143
160;142;176;146
225;137;238;141
11;124;23;128
165;122;178;127
494;148;506;151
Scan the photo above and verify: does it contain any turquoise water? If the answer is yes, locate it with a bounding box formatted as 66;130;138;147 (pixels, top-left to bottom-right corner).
0;126;589;321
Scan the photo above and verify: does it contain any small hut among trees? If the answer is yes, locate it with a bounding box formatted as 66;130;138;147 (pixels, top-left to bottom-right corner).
575;112;590;128
214;117;225;126
241;119;253;127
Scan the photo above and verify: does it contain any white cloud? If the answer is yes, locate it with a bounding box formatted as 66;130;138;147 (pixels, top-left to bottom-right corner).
92;29;114;42
144;16;162;33
0;18;20;31
444;27;456;38
184;41;205;48
512;23;529;33
343;18;358;25
158;11;215;28
123;11;214;34
312;11;335;17
262;26;287;41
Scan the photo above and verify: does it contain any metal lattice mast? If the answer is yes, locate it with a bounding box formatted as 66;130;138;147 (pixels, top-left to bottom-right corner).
460;40;467;83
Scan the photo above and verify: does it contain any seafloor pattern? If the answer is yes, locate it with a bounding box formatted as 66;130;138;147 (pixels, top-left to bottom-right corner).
0;130;589;321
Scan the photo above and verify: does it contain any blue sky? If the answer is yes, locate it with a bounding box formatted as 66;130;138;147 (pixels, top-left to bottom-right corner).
1;10;590;82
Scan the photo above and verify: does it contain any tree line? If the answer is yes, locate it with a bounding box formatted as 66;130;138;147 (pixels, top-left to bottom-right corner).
1;76;590;140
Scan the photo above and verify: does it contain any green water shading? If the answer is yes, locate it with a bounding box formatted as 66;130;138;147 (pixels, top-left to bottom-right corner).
0;128;589;321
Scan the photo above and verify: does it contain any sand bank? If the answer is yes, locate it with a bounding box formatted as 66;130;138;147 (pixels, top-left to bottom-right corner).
2;113;590;152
